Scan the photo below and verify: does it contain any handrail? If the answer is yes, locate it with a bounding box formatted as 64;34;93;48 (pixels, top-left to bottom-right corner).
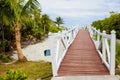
88;26;116;75
50;26;79;76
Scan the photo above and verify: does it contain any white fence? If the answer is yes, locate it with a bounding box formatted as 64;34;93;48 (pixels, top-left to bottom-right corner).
88;26;116;75
50;26;79;76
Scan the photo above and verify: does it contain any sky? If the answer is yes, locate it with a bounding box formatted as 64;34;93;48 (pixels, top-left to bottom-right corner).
38;0;120;27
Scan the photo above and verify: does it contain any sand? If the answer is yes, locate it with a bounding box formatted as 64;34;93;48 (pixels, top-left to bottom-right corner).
11;33;60;62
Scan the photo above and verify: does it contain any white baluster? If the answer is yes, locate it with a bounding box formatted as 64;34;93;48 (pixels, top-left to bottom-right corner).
110;30;116;75
50;36;57;76
97;29;100;41
105;39;110;64
56;39;60;64
50;26;79;77
102;30;106;63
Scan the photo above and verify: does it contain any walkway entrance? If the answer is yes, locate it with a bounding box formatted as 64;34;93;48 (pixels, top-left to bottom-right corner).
58;30;109;76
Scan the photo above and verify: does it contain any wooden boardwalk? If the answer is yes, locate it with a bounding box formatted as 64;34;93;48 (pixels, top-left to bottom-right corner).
58;30;109;76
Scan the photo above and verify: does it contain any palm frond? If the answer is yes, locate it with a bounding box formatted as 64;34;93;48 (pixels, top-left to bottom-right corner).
21;0;40;16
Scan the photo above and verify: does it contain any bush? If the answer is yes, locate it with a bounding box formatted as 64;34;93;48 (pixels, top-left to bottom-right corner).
2;56;11;63
0;40;8;52
92;13;120;39
116;41;120;67
0;54;3;58
0;76;3;80
0;54;11;63
49;26;62;33
3;70;28;80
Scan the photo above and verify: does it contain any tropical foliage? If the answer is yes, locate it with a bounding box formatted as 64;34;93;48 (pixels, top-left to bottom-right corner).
92;12;120;68
0;61;52;80
49;26;62;33
0;0;41;61
55;17;64;27
0;70;28;80
116;41;120;67
92;12;120;39
0;0;63;61
41;14;52;33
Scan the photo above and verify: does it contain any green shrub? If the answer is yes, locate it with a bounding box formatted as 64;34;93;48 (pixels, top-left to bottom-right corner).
0;54;3;59
0;76;3;80
2;56;11;63
4;70;28;80
116;41;120;67
28;35;34;40
49;26;62;33
0;40;8;52
0;54;11;63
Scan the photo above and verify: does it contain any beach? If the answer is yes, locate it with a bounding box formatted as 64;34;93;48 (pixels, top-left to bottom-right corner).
11;33;59;62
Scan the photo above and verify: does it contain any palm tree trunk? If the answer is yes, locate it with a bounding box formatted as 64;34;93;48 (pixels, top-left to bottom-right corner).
58;24;60;27
15;21;27;61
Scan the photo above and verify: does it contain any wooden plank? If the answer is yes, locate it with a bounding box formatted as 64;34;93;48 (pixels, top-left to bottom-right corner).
58;30;109;76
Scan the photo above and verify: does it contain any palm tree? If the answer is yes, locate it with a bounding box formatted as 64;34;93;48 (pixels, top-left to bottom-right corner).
55;17;64;27
0;0;40;61
41;14;51;33
0;0;15;54
15;0;40;61
34;9;41;22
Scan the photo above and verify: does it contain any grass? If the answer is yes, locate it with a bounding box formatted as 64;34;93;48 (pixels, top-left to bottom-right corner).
116;40;120;66
116;40;120;75
0;61;52;80
0;40;120;79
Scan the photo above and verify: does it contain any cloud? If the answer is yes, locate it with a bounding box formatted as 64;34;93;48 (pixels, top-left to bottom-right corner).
51;10;109;18
39;0;106;13
38;0;120;26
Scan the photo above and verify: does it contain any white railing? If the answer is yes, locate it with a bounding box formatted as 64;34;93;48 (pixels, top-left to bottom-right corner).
50;26;79;76
88;26;116;75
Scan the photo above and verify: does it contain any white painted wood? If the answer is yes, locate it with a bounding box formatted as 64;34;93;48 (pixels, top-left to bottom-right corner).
88;26;116;75
102;58;110;70
102;31;106;62
104;34;111;39
61;37;67;49
56;39;60;64
51;25;116;76
52;75;120;80
98;50;103;59
110;30;116;75
97;29;100;41
50;26;79;76
50;36;57;76
105;38;110;64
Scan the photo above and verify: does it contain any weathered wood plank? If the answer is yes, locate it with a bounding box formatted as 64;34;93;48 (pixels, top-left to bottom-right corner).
58;30;109;76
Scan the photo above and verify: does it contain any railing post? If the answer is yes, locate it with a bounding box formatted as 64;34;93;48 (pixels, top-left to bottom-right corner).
64;33;67;48
102;30;106;62
87;25;91;33
74;29;76;38
49;36;57;76
110;30;116;75
56;39;60;65
74;28;76;38
88;26;91;36
50;27;79;77
97;29;100;41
